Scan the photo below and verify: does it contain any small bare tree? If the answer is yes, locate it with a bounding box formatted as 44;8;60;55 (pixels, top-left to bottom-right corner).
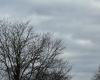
0;20;71;80
93;66;100;80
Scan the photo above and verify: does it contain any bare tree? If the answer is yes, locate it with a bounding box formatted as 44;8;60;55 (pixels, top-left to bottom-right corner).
0;20;71;80
93;66;100;80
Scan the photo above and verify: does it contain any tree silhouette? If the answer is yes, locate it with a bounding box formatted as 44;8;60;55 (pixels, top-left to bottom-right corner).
93;67;100;80
0;20;71;80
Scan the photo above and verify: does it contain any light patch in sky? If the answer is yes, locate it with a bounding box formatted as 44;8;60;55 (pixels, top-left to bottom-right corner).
91;0;100;8
75;39;95;48
65;34;95;49
29;14;53;25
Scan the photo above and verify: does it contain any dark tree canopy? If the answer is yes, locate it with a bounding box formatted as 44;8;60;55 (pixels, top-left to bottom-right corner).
0;20;71;80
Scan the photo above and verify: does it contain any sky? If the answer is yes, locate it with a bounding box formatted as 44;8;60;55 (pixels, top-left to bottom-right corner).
0;0;100;80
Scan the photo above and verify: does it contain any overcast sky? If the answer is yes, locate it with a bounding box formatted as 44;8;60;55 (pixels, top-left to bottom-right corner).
1;0;100;80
